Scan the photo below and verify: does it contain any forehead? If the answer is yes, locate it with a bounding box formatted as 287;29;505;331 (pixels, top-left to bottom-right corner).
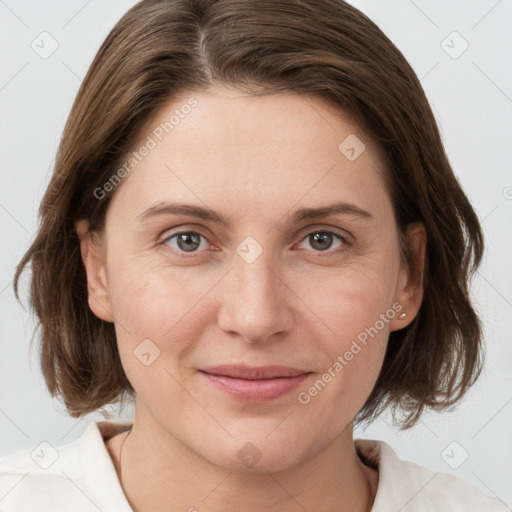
108;84;390;220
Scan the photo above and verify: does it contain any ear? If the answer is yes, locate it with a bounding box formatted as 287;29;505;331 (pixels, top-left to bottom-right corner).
389;222;426;331
75;219;114;323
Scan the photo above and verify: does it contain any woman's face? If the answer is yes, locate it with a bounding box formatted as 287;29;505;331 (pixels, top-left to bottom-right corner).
80;83;423;472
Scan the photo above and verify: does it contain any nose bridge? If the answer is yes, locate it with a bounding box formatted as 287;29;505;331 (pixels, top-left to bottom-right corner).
236;248;275;302
233;233;279;297
217;239;293;342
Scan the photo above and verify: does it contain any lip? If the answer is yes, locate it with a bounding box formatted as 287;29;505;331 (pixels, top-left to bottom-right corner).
199;365;312;402
201;364;309;379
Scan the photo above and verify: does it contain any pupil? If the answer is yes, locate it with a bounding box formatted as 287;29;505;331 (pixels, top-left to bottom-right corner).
178;233;200;252
311;232;332;251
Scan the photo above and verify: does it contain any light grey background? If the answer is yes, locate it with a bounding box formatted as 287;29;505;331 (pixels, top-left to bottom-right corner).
1;0;511;508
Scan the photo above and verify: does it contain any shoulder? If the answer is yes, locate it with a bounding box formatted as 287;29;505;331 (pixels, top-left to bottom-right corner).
0;435;93;510
0;420;133;512
355;438;510;512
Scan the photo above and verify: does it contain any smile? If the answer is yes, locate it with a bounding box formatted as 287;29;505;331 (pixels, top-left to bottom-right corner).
199;365;312;402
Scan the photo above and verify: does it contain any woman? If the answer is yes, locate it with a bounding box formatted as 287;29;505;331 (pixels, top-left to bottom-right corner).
1;0;507;510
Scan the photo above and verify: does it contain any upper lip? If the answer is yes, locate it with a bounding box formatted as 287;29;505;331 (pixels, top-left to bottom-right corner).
200;365;310;380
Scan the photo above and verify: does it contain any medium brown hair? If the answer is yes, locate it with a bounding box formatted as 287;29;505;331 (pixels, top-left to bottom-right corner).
14;0;484;428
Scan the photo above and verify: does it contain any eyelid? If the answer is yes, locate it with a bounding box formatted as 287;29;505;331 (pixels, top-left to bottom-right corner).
158;224;216;244
159;228;214;250
159;223;352;241
296;223;354;241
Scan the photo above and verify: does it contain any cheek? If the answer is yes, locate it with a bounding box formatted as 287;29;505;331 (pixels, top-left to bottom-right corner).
108;248;217;329
299;248;399;342
291;255;398;414
108;265;207;417
293;301;390;439
106;258;216;379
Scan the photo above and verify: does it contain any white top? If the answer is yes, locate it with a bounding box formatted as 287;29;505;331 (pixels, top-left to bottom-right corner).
0;420;508;511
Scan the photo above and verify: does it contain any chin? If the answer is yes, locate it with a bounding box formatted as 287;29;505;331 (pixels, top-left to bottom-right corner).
200;432;318;474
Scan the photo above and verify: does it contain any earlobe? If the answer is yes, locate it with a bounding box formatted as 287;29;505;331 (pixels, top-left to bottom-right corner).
389;223;427;332
75;220;114;323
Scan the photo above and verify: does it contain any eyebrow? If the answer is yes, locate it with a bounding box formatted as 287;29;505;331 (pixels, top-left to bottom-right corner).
136;200;374;228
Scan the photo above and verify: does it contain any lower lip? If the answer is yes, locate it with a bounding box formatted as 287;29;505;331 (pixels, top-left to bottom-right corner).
200;371;311;402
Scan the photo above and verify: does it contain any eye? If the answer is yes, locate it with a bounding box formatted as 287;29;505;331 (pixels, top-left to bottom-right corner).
159;228;351;258
162;231;211;256
296;230;350;254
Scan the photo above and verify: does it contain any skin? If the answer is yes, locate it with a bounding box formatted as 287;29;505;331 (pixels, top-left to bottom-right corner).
76;83;426;512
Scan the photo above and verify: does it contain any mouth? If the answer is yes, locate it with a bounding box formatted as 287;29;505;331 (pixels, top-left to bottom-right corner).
198;365;312;402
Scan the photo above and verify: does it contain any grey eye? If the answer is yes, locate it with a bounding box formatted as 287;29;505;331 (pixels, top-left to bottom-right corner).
165;232;208;253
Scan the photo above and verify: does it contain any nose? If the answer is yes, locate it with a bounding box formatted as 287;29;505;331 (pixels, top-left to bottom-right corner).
217;246;295;344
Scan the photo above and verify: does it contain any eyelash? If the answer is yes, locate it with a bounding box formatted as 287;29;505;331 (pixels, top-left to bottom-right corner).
158;228;353;259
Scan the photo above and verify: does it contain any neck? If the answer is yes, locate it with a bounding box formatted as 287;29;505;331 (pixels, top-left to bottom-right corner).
116;401;377;512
